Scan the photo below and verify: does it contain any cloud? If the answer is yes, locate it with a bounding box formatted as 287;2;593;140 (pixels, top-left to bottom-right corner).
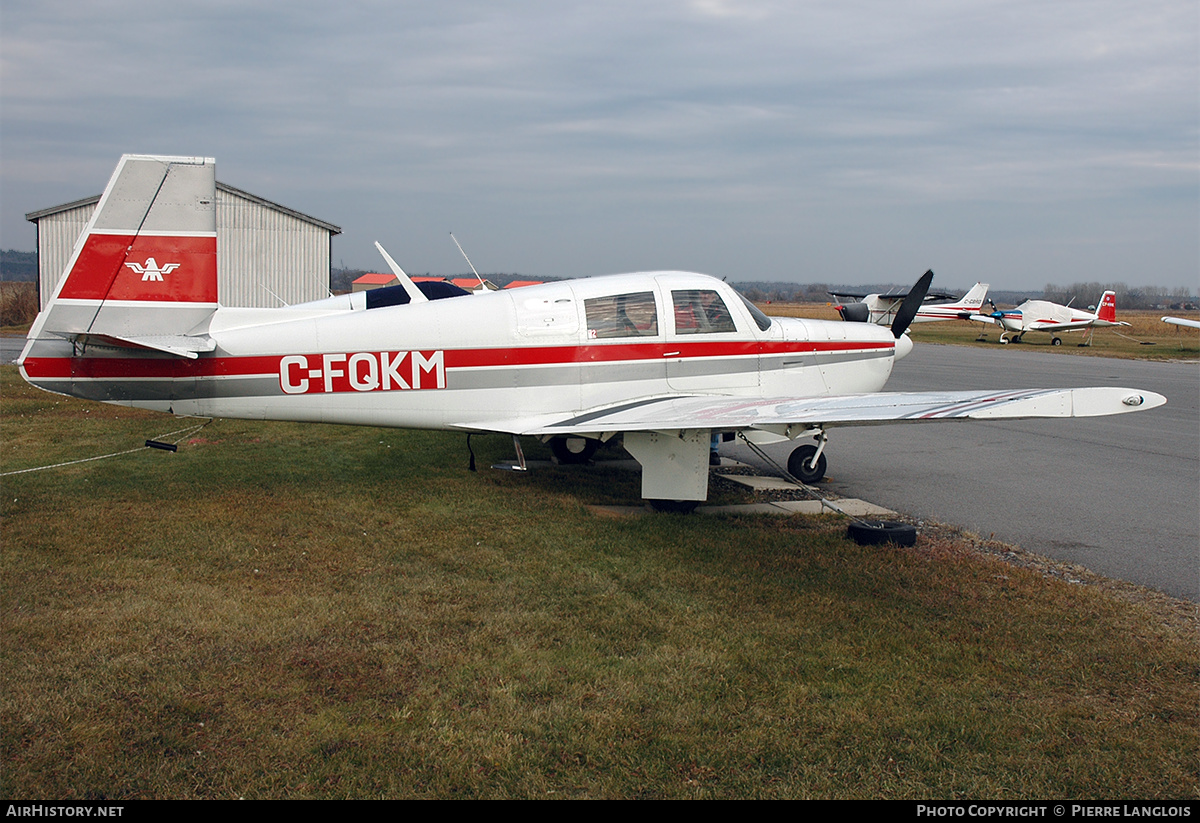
2;0;1195;289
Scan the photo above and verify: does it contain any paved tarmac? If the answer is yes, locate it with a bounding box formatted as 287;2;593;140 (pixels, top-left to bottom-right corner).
727;344;1200;602
1;336;24;365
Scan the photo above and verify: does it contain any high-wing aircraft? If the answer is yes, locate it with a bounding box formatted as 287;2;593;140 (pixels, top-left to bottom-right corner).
18;155;1166;511
974;293;1130;345
832;283;990;325
1161;316;1200;330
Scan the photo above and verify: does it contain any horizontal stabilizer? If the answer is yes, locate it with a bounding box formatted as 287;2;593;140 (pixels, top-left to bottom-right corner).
62;332;216;359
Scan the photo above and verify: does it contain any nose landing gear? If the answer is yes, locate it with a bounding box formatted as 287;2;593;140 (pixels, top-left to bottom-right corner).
786;430;828;485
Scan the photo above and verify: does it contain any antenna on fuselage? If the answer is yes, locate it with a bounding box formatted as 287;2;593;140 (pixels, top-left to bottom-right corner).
374;242;429;303
450;232;486;291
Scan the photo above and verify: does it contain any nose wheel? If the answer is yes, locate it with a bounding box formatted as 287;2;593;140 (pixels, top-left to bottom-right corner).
787;434;828;485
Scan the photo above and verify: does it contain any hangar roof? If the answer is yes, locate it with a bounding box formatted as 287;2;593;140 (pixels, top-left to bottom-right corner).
27;182;341;235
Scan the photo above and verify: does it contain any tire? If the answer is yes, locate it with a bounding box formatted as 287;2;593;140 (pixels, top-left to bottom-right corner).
787;444;827;484
549;436;599;465
648;499;700;514
1051;337;1062;346
846;520;918;547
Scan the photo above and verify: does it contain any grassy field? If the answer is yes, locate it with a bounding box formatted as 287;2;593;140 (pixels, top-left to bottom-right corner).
763;303;1200;361
1;368;1196;799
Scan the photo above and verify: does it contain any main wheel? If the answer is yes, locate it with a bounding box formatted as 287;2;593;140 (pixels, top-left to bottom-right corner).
787;444;827;484
1051;337;1062;346
846;520;918;547
549;436;599;464
648;499;700;514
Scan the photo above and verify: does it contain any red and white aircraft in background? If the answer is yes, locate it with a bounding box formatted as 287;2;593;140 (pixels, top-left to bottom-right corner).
974;293;1130;346
832;282;990;326
18;155;1166;510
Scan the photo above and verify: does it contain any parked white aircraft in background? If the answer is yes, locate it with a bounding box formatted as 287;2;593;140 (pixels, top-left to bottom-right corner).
1161;316;1200;330
18;155;1166;510
831;283;990;326
974;292;1130;346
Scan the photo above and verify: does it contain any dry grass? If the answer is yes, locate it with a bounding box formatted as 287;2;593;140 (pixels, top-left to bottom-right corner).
2;368;1197;799
1;282;38;331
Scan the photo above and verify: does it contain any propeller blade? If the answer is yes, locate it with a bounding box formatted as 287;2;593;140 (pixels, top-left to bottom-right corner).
891;269;934;338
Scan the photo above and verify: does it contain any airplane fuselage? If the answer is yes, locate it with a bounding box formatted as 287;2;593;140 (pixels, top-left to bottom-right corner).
21;272;903;435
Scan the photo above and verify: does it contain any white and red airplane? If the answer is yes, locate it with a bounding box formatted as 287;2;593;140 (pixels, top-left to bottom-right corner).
18;155;1166;511
974;293;1130;346
832;282;990;326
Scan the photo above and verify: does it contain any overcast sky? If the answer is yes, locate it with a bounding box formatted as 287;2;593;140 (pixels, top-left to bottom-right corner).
2;0;1196;291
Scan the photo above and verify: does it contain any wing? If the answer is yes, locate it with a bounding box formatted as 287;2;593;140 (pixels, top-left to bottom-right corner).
1025;319;1132;331
1163;316;1200;330
1024;319;1092;331
459;387;1165;437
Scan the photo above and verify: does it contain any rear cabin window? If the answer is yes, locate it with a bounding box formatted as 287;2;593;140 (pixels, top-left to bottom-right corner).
585;292;658;338
672;289;737;334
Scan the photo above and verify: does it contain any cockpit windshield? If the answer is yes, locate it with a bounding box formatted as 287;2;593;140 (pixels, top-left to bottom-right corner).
737;292;773;331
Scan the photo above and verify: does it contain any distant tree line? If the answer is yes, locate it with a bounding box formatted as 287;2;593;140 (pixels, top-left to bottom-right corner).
731;282;883;303
1041;282;1197;312
0;250;38;282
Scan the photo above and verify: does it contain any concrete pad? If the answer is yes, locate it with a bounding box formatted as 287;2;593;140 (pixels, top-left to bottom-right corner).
828;499;897;517
585;500;895;518
702;499;896;517
718;474;805;491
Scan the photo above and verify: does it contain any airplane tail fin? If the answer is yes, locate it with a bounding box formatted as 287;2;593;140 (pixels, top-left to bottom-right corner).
959;282;989;309
24;155;219;359
1096;291;1117;323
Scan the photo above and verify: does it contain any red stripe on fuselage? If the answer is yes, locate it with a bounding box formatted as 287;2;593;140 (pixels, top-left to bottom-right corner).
21;338;893;381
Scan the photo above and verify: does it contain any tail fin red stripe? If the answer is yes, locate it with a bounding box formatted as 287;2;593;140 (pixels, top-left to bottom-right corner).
57;233;217;303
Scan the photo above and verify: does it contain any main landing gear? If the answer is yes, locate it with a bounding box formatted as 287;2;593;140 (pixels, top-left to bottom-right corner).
648;499;700;514
549;435;599;464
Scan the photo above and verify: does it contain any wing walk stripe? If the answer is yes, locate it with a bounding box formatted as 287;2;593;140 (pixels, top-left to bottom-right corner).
903;390;1056;418
545;397;685;428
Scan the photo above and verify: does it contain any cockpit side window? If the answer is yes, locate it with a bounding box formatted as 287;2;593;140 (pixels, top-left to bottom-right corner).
671;289;737;334
585;292;658;338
